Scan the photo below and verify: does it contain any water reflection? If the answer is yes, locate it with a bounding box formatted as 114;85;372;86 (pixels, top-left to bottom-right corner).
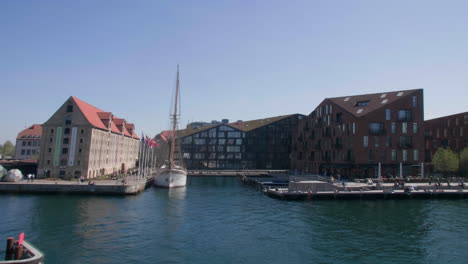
167;187;187;200
1;178;468;264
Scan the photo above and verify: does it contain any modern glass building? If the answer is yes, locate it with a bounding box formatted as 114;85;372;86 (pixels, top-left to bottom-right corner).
174;114;304;170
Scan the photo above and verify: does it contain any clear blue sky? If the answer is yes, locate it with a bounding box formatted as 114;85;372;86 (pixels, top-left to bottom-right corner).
1;0;467;144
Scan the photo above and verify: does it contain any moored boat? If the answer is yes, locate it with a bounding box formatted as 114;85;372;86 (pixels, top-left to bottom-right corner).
154;66;187;188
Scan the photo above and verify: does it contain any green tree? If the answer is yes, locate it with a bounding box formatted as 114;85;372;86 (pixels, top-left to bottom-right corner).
1;140;15;157
432;148;459;177
459;148;468;178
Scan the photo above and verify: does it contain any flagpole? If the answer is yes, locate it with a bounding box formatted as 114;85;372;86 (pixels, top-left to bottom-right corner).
138;138;142;180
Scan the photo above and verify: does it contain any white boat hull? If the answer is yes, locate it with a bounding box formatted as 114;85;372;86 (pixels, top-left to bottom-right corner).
154;168;187;188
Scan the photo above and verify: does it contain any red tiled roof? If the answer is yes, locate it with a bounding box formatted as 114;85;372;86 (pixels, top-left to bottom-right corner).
159;130;175;142
327;89;421;117
16;124;42;139
71;96;139;139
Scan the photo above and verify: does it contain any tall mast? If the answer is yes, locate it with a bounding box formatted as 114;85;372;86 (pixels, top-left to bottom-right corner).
169;65;180;169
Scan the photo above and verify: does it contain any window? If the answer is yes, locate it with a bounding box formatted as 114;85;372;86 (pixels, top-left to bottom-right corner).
398;110;412;121
63;138;69;145
81;129;84;134
352;123;355;135
412;96;417;107
369;149;374;161
386;136;392;147
413;123;418;134
48;148;51;153
47;160;50;165
402;150;408;161
355;101;369;107
26;149;31;155
413;150;419;161
369;123;385;134
22;141;26;146
227;132;241;138
219;125;234;131
386;109;391;120
194;139;205;145
65;115;72;125
27;141;31;146
62;148;68;154
399;136;412;148
209;129;217;138
183;136;192;144
374;136;380;147
67;105;74;112
226;146;240;152
391;150;397;161
21;150;25;155
363;136;369;147
402;122;408;134
33;141;37;146
380;150;386;161
51;129;54;134
64;128;70;135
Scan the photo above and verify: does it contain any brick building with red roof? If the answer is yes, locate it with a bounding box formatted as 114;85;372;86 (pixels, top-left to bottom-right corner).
38;96;140;179
15;124;42;160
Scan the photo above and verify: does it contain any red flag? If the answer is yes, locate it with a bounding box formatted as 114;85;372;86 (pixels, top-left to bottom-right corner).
18;233;24;245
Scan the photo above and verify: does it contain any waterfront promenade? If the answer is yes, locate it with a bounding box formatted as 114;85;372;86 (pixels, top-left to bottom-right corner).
0;175;153;195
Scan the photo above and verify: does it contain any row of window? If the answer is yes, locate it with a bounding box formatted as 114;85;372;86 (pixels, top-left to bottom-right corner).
427;127;464;138
21;141;40;147
298;149;419;163
363;136;413;148
20;149;39;155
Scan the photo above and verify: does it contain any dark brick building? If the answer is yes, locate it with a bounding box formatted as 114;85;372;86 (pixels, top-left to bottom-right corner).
174;114;304;170
424;112;468;162
291;89;424;178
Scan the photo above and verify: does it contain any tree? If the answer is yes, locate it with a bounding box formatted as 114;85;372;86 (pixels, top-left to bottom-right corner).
460;148;468;178
432;148;459;177
1;140;15;157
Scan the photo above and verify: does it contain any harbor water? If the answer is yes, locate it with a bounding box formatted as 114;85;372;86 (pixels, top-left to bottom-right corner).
1;176;468;263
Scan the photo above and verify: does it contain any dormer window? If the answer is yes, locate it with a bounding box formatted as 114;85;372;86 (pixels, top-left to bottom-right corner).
65;114;72;125
354;101;369;107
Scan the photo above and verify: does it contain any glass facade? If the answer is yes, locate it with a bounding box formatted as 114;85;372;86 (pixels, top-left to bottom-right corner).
179;115;301;170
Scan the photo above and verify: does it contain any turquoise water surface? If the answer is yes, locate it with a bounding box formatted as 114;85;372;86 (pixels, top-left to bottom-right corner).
1;176;468;263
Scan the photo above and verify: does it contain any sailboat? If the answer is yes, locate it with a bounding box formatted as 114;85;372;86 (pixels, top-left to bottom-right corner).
154;66;187;188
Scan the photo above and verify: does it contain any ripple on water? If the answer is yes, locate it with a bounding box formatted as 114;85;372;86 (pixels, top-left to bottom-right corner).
1;178;468;264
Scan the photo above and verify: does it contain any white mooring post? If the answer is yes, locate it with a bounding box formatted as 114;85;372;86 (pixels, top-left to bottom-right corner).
378;162;381;182
400;162;403;178
421;162;424;178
